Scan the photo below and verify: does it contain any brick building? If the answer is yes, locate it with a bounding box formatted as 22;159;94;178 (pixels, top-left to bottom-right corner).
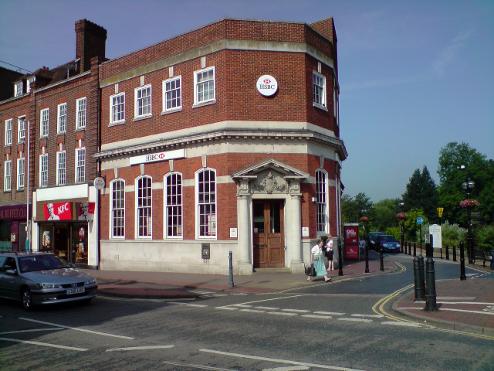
96;18;347;274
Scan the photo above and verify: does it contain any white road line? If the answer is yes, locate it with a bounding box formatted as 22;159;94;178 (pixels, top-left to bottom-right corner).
215;306;238;311
281;309;310;313
263;367;309;371
414;301;494;305
19;317;134;340
351;314;384;318
106;345;174;352
438;308;494;316
168;302;208;308
212;294;228;297
0;337;87;351
199;348;365;371
0;327;62;335
162;361;236;371
313;311;345;316
233;304;253;308
233;295;303;306
266;312;297;317
240;309;266;314
337;318;373;323
301;314;333;320
190;290;216;295
381;321;422;328
99;296;196;303
437;296;476;300
255;306;280;310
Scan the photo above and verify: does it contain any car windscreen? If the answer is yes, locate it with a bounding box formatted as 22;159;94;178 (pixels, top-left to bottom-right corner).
380;236;395;242
18;255;65;273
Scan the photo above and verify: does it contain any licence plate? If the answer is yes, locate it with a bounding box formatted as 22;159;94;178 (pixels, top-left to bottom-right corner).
66;287;85;295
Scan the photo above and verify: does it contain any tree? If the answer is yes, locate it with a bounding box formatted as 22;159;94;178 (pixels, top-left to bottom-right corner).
402;166;437;221
341;192;373;224
372;198;400;232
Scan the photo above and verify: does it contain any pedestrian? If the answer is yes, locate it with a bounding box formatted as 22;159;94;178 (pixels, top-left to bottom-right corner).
308;239;331;282
325;239;334;273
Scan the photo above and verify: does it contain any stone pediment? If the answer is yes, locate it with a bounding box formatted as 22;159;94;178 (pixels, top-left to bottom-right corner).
232;158;308;179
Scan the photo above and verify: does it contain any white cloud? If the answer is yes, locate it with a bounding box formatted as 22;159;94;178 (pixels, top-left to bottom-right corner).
432;30;473;77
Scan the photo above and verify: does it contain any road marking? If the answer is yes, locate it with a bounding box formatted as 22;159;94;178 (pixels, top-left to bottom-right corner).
190;290;216;295
266;312;297;317
240;309;266;314
381;321;422;327
281;309;310;313
106;345;174;352
437;296;476;300
212;294;228;297
19;317;134;340
263;367;309;371
337;318;373;323
162;361;236;371
414;300;494;305
168;302;208;308
215;306;238;311
99;296;196;303
232;295;303;306
301;314;333;320
0;337;87;351
372;283;414;323
255;306;280;310
0;327;62;335
313;311;345;316
436;308;494;316
351;314;383;318
199;348;365;371
233;304;253;308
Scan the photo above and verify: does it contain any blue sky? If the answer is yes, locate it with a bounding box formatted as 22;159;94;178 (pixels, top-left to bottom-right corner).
1;0;492;201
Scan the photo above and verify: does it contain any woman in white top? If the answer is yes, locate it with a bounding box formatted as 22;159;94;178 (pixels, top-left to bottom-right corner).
308;239;331;282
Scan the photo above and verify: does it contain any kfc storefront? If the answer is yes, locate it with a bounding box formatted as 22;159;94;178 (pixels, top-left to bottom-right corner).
32;184;99;268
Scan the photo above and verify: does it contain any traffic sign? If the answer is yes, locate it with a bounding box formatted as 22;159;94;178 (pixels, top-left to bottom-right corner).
416;216;424;225
437;207;444;218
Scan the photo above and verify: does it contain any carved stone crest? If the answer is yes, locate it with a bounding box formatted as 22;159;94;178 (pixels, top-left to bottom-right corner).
252;170;287;194
237;179;250;196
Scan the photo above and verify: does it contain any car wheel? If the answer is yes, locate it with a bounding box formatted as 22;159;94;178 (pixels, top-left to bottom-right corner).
21;288;33;310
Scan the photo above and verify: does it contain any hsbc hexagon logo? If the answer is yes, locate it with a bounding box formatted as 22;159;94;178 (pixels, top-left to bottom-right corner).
256;75;278;97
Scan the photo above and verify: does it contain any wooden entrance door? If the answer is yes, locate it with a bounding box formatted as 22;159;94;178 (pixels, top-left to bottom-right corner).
253;200;285;268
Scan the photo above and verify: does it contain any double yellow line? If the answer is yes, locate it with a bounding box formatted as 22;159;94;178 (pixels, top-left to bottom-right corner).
372;283;414;322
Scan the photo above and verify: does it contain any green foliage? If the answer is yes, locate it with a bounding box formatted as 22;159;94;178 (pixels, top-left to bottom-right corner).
402;166;437;221
402;209;427;241
372;199;400;231
441;221;466;248
475;225;494;251
341;192;373;223
385;226;400;240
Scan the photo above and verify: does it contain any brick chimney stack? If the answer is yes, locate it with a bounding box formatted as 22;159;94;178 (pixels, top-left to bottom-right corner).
75;19;107;72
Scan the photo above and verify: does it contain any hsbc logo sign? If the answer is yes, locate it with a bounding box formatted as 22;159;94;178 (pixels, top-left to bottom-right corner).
256;75;278;97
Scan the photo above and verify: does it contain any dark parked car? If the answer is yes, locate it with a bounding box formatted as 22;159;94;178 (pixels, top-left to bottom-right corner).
0;252;97;310
368;232;385;250
376;235;401;253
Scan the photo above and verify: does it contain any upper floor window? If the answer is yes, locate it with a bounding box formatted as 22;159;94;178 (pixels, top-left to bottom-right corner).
313;72;327;109
134;85;152;118
75;148;86;183
163;76;182;112
110;93;125;124
56;151;66;186
40;108;49;137
110;179;125;238
4;119;12;146
57;103;67;134
164;172;183;238
136;176;152;238
196;168;216;238
17;157;25;190
194;67;215;105
3;160;12;192
76;97;87;130
14;81;23;97
26;76;35;93
39;154;48;188
18;116;26;143
316;169;328;233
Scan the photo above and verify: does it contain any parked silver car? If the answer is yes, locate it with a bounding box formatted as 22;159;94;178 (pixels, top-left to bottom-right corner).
0;252;97;310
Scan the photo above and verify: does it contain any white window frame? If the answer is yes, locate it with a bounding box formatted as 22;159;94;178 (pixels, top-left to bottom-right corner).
75;147;86;183
56;150;66;186
110;179;125;239
40;108;49;137
134;85;152;119
193;67;215;106
312;71;327;110
26;76;35;93
39;153;48;188
76;97;87;130
4;119;12;146
316;169;329;234
14;81;23;97
18;116;26;143
164;172;183;239
57;103;67;134
17;157;25;190
195;168;217;239
163;76;182;112
110;92;125;125
135;175;152;239
3;160;12;192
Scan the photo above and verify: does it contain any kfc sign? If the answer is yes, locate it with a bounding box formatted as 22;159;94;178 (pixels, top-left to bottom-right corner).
256;75;278;96
43;202;72;221
78;202;95;221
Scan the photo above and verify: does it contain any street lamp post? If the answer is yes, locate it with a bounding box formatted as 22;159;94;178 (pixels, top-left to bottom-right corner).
360;216;369;273
396;205;406;255
460;164;476;265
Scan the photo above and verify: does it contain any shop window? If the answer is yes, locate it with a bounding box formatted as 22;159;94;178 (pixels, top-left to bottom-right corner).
136;176;152;238
196;168;216;238
316;169;328;234
164;172;182;238
111;179;125;238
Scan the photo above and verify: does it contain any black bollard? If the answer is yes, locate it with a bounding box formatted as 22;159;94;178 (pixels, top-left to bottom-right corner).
379;245;384;271
413;242;416;257
338;237;344;276
228;251;234;288
446;245;449;260
364;238;369;273
413;256;426;301
453;245;457;261
459;241;466;281
440;247;443;259
424;243;438;311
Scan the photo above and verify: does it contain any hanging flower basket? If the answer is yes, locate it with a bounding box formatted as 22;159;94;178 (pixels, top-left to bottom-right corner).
396;212;406;221
359;216;369;223
459;199;480;208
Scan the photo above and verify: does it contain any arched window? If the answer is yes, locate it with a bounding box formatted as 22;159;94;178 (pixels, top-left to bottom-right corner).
316;169;329;234
136;176;152;238
196;168;216;238
164;172;183;238
110;179;125;238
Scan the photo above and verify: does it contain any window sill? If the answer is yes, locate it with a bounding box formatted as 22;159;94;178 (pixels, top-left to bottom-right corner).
40;135;48;139
313;102;328;112
161;108;182;115
133;114;152;122
75;127;86;132
192;99;216;109
57;132;66;135
109;120;126;127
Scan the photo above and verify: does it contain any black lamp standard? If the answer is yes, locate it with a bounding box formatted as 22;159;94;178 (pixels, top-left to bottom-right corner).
360;215;369;273
462;178;475;264
397;201;406;254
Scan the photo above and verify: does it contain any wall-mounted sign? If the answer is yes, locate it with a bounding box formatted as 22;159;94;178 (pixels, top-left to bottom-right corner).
93;177;105;190
130;148;185;166
301;227;309;237
256;75;278;97
229;228;238;238
78;202;95;221
43;202;72;221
